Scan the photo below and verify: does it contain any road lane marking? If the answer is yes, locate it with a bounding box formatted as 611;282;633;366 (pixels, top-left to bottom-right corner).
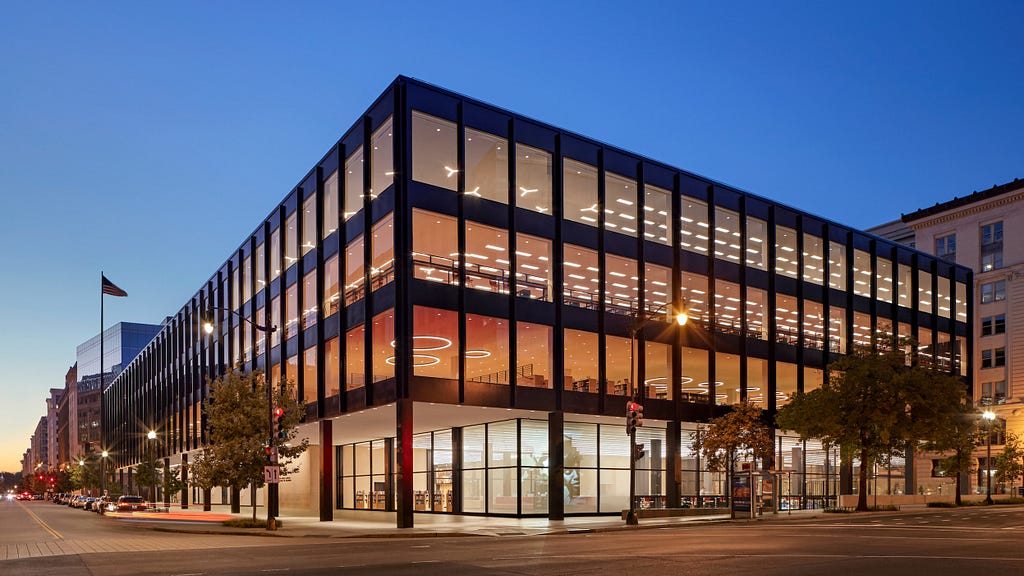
17;502;63;539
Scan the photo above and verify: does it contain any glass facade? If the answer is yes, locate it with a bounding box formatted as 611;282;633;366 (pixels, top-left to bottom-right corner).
105;77;972;521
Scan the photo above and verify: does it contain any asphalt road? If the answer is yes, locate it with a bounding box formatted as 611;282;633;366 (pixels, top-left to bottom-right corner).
4;499;1024;576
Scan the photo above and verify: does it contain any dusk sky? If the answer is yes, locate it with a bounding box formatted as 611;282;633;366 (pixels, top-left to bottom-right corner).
1;1;1021;472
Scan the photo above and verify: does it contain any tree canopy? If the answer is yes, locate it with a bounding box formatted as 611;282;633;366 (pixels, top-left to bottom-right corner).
692;402;775;472
776;340;964;510
195;369;308;521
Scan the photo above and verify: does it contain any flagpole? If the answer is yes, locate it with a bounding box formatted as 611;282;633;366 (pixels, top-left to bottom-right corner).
100;271;105;496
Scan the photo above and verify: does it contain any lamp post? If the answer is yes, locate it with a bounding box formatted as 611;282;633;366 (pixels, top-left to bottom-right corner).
202;306;279;530
100;451;108;497
626;303;688;525
147;430;156;505
983;410;996;505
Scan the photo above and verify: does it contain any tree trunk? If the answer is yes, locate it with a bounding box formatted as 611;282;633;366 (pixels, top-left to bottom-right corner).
203;488;212;512
857;449;870;511
954;470;962;506
250;483;257;523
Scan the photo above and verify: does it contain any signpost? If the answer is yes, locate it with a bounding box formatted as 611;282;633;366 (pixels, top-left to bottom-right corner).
264;466;280;484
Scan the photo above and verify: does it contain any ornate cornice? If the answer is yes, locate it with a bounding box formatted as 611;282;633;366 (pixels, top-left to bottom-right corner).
907;189;1024;229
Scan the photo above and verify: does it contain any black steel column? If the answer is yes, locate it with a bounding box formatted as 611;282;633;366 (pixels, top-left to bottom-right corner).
666;419;681;507
396;398;414;528
548;411;564;520
320;419;333;521
180;452;189;509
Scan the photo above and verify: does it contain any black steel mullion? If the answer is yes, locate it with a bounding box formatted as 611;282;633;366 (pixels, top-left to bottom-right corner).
636;162;647;401
508;120;517;403
552;135;564;411
708;185;718;409
766;203;776;412
671;173;683;413
457;104;466;404
796;215;805;395
739;196;749;401
362;116;373;405
596;149;606;410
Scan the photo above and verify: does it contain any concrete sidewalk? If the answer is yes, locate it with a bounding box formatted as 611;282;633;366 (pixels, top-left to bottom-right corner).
117;505;853;539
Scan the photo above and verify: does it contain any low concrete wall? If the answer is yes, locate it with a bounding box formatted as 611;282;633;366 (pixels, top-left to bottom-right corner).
839;493;1017;507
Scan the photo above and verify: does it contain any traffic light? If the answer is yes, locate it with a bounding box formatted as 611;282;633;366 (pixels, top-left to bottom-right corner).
633;442;646;462
274;406;286;440
264;445;273;463
635;403;644;429
626;401;639;436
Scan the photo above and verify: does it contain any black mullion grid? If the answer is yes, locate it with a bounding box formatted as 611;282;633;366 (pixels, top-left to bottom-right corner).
821;224;831;386
796;216;805;395
276;207;287;386
910;253;920;361
456;104;466;404
552;135;564;411
887;245;898;351
295;186;306;406
765;203;776;412
844;231;854;354
393;83;412;402
670;173;682;414
738;195;749;401
508;120;518;404
361;117;373;405
337;142;349;412
315;166;326;418
707;185;718;409
636;162;646;401
596;149;606;411
868;239;878;352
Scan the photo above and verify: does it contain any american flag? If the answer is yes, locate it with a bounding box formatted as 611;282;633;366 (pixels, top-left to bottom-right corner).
101;275;128;297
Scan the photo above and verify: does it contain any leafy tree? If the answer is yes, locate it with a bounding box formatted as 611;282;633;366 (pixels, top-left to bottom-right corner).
922;407;981;505
994;431;1024;493
692;402;775;472
134;453;161;503
188;447;224;511
161;465;186;505
777;339;964;511
203;369;308;522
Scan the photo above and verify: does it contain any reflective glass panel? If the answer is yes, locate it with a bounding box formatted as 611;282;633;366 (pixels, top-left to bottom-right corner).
516;144;552;214
411;111;457;191
465;127;508;203
563;158;598;227
605;172;637;237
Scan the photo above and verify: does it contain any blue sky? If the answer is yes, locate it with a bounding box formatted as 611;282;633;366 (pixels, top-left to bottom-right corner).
1;1;1021;471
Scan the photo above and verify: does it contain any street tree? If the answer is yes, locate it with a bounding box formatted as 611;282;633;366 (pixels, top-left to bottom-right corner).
134;455;160;502
692;402;775;472
921;406;983;505
994;431;1024;494
776;339;964;511
188;447;224;511
203;369;308;523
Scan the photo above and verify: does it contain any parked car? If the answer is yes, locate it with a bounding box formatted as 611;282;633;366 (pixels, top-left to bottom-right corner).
82;497;97;511
94;496;113;514
71;495;88;508
115;495;148;512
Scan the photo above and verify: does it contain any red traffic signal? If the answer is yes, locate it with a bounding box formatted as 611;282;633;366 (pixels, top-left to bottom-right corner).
273;406;284;419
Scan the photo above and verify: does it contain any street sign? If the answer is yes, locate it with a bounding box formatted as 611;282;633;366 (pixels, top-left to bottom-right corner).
264;465;280;484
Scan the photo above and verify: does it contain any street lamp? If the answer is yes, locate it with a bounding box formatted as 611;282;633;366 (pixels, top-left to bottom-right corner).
147;430;157;505
983;410;996;505
201;307;279;530
100;450;108;496
626;302;688;526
